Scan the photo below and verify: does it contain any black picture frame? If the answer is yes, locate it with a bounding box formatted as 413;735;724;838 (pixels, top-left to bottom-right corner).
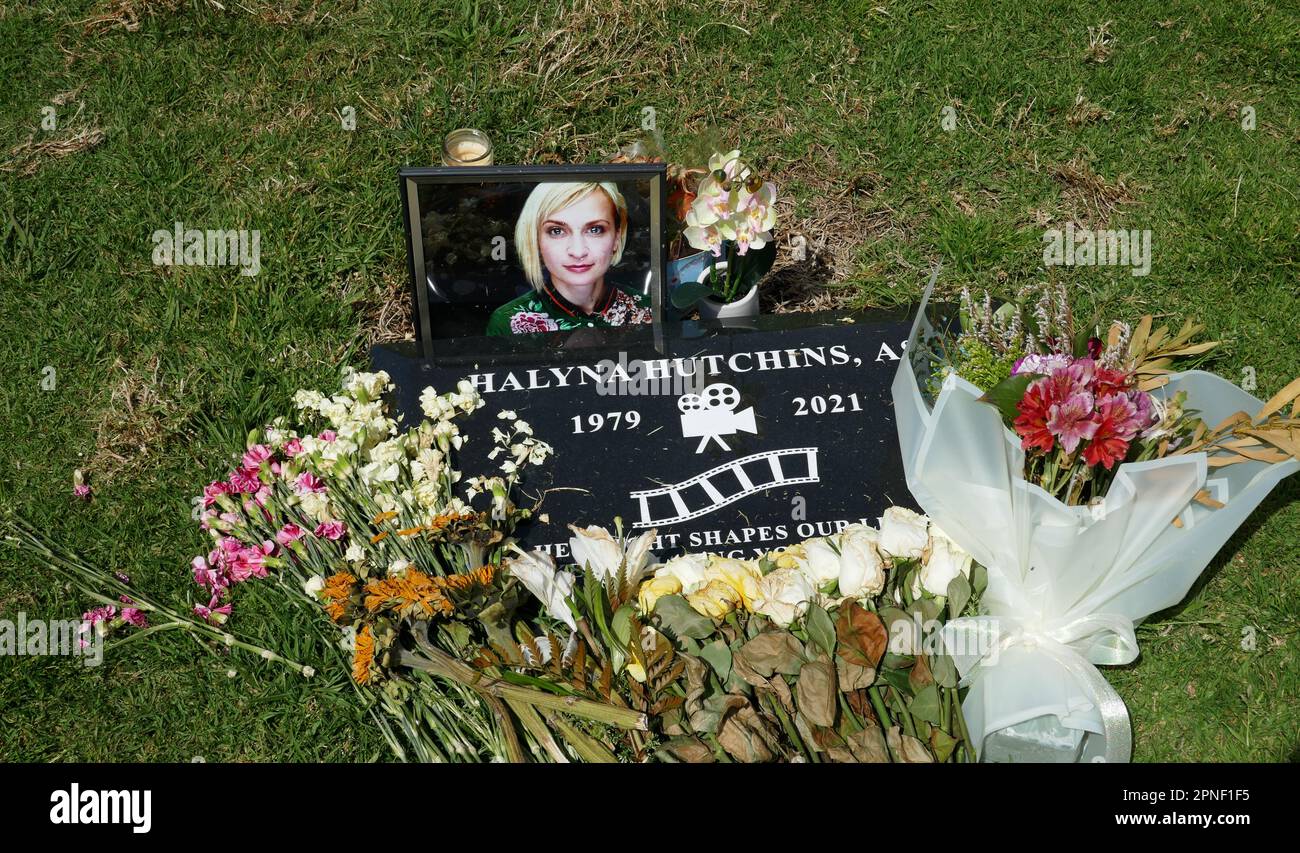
399;163;667;361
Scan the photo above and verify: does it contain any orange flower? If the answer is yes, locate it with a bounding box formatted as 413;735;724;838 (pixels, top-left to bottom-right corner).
440;564;497;592
363;572;453;618
353;626;375;684
321;572;358;623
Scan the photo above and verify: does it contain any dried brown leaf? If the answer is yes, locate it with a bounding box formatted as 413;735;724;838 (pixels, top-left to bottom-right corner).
1258;377;1300;420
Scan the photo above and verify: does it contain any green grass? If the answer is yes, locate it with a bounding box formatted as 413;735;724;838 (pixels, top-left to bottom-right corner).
1;0;1297;761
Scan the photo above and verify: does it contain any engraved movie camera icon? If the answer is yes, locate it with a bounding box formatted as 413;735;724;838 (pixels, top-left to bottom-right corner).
678;383;757;453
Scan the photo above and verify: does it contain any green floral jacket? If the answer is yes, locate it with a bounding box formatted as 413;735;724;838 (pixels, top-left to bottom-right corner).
486;284;653;337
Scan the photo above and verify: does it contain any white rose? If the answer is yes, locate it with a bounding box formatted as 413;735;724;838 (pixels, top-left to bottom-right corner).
837;524;886;597
801;536;843;586
918;527;973;597
752;568;815;628
878;507;930;561
504;547;576;630
655;552;711;594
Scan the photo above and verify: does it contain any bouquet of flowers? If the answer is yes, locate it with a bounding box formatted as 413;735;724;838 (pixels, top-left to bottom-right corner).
499;508;984;762
14;368;987;762
929;283;1300;506
895;279;1300;761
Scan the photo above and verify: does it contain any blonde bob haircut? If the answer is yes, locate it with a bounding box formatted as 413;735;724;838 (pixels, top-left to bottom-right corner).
514;181;628;292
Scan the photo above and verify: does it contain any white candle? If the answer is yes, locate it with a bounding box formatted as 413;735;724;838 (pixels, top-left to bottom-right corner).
442;129;493;166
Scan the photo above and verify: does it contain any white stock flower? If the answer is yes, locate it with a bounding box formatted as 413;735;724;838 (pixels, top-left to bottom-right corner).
302;575;325;598
319;398;350;426
918;526;973;597
342;369;391;401
388;559;413;577
411;448;444;482
344;543;367;564
373;490;398;514
293;389;326;412
505;547;576;631
878;507;930;561
299;491;332;524
752;568;815;628
837;524;886;597
368;437;405;466
360;460;401;484
412;478;442;509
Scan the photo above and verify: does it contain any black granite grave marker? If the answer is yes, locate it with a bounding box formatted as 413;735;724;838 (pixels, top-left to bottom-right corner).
371;310;927;560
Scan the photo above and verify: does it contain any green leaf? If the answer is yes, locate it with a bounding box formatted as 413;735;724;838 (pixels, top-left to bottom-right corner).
976;372;1035;421
730;240;776;293
611;603;635;647
881;652;914;671
930;728;959;763
909;597;942;625
971;563;988;597
908;684;944;725
698;639;732;682
930;652;959;689
881;667;913;698
806;603;837;658
946;573;972;618
653;594;716;640
1073;324;1094;359
669;280;715;310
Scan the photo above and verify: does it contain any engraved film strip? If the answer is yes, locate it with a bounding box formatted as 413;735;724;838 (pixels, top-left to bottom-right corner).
630;448;820;527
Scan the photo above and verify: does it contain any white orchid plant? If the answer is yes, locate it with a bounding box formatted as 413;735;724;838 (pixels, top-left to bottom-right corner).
671;149;779;309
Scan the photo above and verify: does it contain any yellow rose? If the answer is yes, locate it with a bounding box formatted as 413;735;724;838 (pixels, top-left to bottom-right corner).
769;543;807;571
637;574;682;614
706;556;763;609
685;579;741;619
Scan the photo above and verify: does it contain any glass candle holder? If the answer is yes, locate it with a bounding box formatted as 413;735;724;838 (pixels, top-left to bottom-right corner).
441;128;494;167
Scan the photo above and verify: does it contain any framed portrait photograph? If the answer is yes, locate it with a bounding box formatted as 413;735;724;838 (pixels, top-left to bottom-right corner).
399;163;666;360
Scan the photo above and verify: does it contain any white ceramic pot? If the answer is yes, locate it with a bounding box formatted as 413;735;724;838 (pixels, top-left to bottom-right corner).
694;263;760;322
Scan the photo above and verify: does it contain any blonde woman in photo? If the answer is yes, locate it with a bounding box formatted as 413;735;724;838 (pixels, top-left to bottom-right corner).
486;181;652;336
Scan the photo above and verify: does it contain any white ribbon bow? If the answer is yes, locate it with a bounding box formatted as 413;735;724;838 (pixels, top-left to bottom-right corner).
943;612;1137;762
